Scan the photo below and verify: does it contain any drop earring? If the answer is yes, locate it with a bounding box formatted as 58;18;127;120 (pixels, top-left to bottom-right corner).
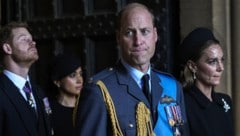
193;72;196;80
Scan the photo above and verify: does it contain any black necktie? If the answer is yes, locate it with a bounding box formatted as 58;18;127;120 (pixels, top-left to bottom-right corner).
142;74;151;102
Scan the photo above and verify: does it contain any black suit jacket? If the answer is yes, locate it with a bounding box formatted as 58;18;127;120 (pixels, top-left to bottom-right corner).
184;85;234;136
0;73;53;136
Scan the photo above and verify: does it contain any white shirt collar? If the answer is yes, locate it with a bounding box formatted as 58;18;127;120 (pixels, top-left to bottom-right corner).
3;70;30;90
121;59;151;88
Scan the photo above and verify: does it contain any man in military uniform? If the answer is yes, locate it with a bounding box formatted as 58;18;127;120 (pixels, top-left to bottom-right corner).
75;3;189;136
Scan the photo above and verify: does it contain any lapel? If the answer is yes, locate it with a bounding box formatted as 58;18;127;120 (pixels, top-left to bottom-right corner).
115;63;150;107
0;74;38;136
150;71;163;124
115;64;163;109
32;84;44;120
31;84;44;118
150;71;163;111
32;83;52;136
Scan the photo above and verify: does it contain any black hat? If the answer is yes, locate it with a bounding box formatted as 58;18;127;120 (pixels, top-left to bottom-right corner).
51;54;81;80
179;27;218;65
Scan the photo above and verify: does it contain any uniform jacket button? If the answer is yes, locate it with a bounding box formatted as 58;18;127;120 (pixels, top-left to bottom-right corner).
129;124;134;128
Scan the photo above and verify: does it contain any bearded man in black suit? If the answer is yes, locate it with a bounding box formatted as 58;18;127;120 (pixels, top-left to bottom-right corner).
0;22;53;136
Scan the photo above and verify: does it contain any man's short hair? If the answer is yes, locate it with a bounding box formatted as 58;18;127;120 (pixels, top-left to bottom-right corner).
0;22;28;61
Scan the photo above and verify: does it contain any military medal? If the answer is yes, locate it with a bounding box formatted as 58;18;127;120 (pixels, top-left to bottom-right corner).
165;105;183;136
165;106;175;127
173;127;181;136
169;119;175;127
43;97;52;114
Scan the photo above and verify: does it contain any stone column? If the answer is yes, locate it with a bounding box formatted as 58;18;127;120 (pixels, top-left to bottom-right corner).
231;0;240;135
212;0;231;96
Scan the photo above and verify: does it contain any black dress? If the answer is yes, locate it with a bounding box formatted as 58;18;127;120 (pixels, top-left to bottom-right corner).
184;85;234;136
50;100;75;136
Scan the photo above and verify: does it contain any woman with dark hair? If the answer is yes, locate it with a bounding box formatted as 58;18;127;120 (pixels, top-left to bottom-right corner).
49;54;83;136
178;27;234;136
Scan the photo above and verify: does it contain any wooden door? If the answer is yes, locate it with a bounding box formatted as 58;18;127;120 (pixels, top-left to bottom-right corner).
1;0;179;95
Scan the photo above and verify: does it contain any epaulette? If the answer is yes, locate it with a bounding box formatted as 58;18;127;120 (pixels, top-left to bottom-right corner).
152;69;176;79
88;67;115;83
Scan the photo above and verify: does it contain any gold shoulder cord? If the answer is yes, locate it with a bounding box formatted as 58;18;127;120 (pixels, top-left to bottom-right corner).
96;80;155;136
96;80;124;136
136;102;155;136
